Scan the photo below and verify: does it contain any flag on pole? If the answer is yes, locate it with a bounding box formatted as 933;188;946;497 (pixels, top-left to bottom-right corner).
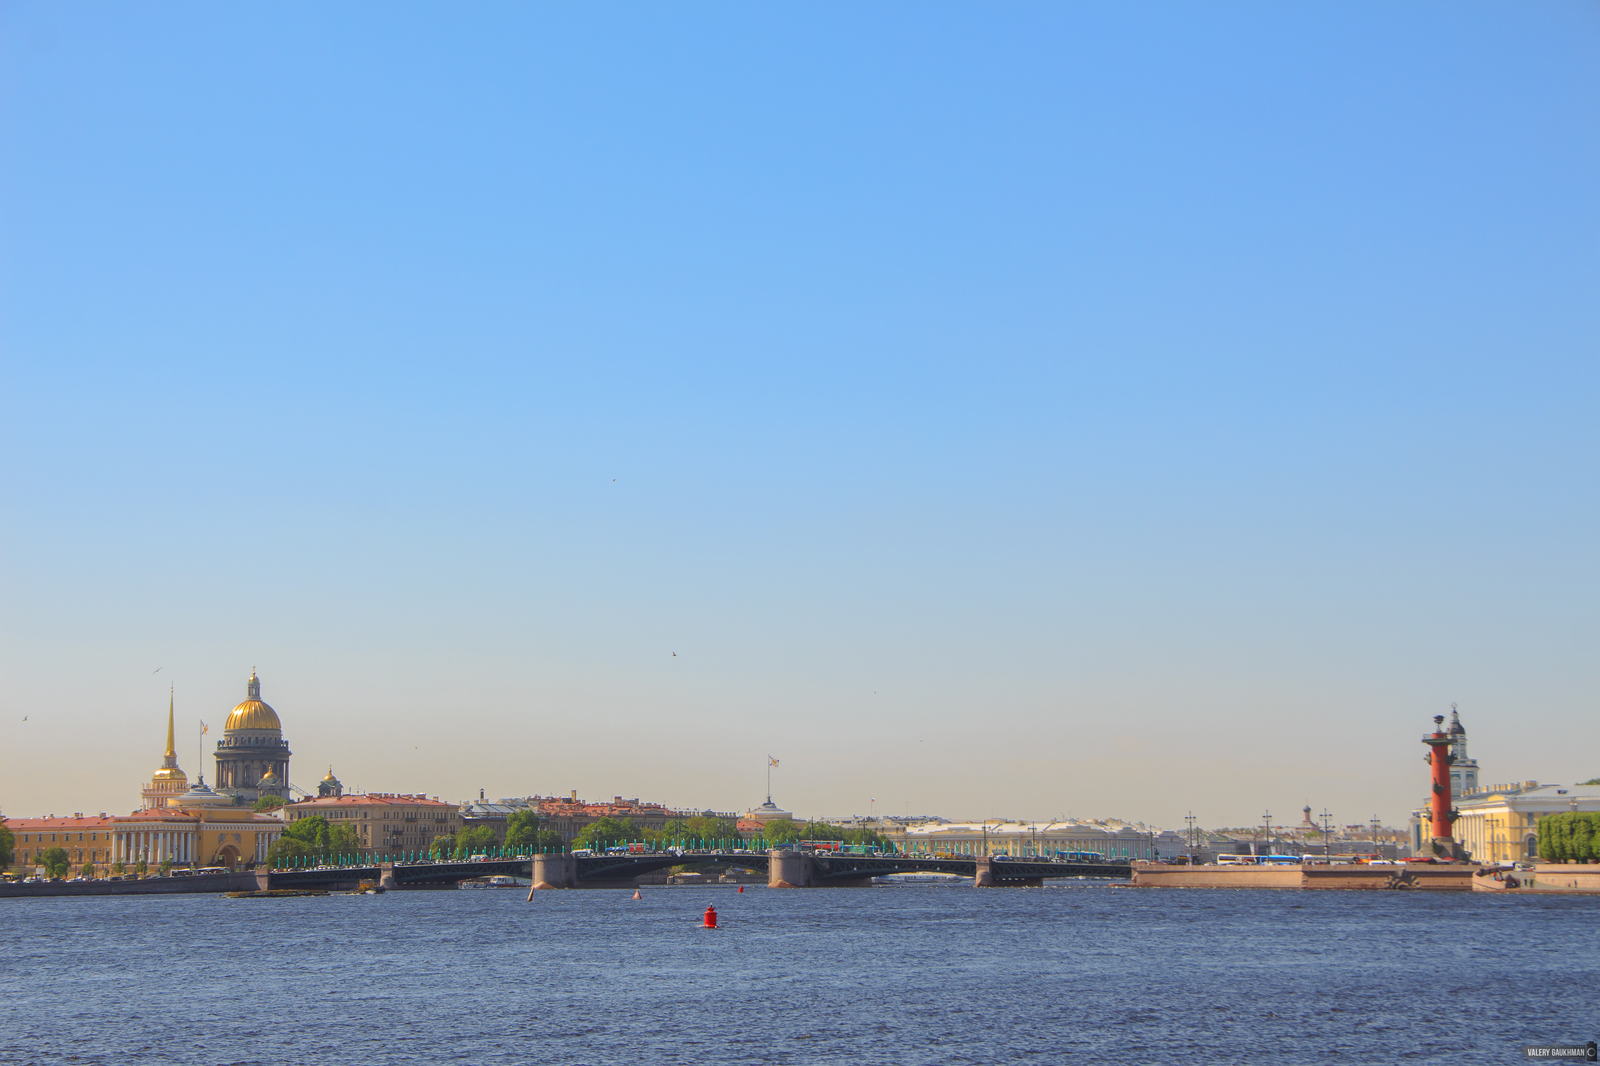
200;721;208;734
769;756;779;768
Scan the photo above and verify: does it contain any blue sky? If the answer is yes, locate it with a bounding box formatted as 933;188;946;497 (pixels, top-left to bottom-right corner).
2;3;1596;828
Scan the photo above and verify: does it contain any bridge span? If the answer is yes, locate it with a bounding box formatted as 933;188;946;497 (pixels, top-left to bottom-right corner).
259;850;1131;892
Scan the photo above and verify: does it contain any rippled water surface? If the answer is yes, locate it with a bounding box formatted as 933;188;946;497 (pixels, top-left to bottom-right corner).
2;882;1594;1064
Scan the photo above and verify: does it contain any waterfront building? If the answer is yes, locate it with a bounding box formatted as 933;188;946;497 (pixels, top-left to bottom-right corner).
9;815;119;873
284;792;461;856
140;690;189;810
214;669;292;805
8;783;286;875
901;819;1158;859
113;780;285;870
492;794;682;840
318;767;344;798
1416;782;1600;863
458;797;524;846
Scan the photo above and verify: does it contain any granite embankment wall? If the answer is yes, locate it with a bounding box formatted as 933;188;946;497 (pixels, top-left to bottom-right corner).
0;871;259;898
1131;863;1478;891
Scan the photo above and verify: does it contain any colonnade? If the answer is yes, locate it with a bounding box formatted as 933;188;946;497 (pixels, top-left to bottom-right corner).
113;827;198;865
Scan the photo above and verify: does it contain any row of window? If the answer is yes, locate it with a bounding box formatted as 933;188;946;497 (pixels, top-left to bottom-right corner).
17;832;109;844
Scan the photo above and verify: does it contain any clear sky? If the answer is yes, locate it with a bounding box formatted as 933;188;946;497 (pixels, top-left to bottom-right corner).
2;4;1596;830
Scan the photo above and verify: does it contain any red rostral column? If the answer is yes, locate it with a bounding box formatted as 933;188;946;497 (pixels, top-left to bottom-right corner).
1422;714;1455;854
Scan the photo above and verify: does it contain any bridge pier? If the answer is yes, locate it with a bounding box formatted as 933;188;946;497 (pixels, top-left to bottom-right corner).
378;862;398;892
974;858;1044;887
531;852;578;890
768;849;814;888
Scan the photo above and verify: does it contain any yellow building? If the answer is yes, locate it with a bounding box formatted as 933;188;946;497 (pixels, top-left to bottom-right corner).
5;789;284;875
140;689;189;810
8;814;120;873
109;777;286;869
285;792;461;857
1445;782;1600;864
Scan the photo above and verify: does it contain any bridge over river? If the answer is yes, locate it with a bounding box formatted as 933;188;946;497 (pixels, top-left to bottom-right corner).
260;850;1132;892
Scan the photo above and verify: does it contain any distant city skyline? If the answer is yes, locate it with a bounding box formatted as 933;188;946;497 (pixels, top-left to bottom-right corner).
3;6;1596;828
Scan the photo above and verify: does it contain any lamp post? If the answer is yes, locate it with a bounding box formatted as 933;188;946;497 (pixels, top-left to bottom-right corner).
1262;810;1273;858
1185;812;1197;863
1320;809;1334;861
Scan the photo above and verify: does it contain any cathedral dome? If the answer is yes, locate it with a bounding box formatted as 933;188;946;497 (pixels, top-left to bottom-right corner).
226;699;281;731
225;670;281;731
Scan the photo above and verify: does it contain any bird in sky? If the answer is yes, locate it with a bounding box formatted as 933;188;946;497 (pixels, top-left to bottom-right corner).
672;652;677;657
153;667;163;674
22;716;26;722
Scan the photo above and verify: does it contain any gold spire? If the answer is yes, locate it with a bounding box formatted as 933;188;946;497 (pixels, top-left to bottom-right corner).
165;686;176;758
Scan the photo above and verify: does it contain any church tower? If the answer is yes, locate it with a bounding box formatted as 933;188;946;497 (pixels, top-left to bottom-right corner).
141;688;189;809
214;669;292;805
1447;705;1479;796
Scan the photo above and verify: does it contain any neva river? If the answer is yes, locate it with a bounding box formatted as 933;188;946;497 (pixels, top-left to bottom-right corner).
1;882;1593;1064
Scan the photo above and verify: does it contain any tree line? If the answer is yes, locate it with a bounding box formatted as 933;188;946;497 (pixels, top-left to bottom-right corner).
1537;812;1600;863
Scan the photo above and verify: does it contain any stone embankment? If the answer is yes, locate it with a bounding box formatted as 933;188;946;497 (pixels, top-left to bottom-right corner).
0;870;261;897
1131;862;1478;891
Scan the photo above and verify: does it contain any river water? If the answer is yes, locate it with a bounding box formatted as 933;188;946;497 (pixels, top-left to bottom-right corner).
1;881;1593;1065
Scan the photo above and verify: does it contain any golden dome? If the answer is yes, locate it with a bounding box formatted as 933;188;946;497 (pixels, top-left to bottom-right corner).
226;669;282;731
226;699;281;731
152;766;188;781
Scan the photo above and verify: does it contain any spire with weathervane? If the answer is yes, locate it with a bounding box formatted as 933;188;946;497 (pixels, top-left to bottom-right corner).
142;686;189;809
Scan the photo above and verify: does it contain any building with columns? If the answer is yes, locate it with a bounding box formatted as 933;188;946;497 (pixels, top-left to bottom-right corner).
214;669;292;805
112;776;285;870
7;789;284;875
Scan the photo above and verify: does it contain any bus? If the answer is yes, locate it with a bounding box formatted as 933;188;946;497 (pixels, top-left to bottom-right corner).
799;840;843;853
1217;853;1300;866
1053;850;1106;864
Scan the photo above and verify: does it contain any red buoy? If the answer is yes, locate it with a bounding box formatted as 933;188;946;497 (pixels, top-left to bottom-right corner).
703;905;718;928
737;885;744;893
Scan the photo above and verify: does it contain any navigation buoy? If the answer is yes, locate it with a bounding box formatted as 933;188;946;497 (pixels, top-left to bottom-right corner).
632;890;642;900
703;904;718;928
737;884;744;893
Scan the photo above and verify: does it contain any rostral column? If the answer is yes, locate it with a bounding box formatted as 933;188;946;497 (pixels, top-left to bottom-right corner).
1421;714;1460;859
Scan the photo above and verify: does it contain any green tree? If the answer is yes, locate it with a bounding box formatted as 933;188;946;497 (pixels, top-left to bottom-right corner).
268;817;363;866
266;837;317;867
159;859;174;877
40;846;69;878
284;815;333;848
0;822;13;870
253;795;287;813
1536;812;1600;862
661;816;739;847
1573;816;1594;863
111;861;126;876
134;858;148;877
455;826;499;858
574;817;637;851
504;810;564;850
761;818;804;847
80;863;96;879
